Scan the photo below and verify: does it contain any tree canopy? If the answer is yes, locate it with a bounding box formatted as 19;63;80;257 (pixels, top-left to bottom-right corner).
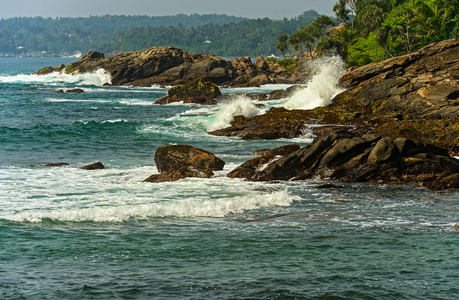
278;0;458;67
0;11;319;57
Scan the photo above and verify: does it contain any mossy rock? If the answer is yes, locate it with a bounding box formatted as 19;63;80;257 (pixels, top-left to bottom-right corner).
168;81;221;98
155;80;222;105
36;67;55;75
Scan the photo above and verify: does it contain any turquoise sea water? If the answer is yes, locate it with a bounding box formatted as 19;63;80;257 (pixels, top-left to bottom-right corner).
0;57;458;299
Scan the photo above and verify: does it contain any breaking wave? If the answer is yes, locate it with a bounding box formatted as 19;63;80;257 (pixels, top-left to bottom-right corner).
0;68;112;86
284;55;345;109
205;95;265;131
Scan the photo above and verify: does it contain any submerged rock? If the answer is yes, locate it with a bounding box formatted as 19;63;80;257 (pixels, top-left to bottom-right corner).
44;162;70;167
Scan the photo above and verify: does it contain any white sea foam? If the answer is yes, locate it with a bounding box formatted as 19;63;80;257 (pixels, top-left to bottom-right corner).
0;167;298;222
204;95;265;131
9;188;295;222
283;55;345;110
0;68;112;86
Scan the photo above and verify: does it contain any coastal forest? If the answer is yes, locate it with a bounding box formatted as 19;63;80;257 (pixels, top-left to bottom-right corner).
1;0;457;65
0;11;319;57
279;0;459;66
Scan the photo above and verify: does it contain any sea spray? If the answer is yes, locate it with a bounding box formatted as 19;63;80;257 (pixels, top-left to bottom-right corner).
0;68;112;86
284;55;345;110
171;95;266;132
205;95;265;131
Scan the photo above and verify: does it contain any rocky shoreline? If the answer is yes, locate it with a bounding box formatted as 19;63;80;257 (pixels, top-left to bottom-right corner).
36;47;303;87
38;39;459;189
210;39;459;156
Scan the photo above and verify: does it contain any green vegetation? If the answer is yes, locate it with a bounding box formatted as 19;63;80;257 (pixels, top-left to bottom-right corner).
266;57;299;71
278;0;459;66
0;11;319;57
0;14;246;56
106;11;319;56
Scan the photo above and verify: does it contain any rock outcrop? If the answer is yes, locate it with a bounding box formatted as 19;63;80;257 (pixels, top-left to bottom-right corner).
36;47;302;87
154;80;221;105
228;144;300;179
338;39;459;120
210;39;459;155
143;145;225;183
230;130;459;189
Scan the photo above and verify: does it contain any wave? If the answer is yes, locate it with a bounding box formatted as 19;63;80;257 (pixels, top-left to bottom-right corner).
283;55;345;110
0;68;112;86
7;189;296;222
180;95;265;132
1;167;298;222
205;95;265;131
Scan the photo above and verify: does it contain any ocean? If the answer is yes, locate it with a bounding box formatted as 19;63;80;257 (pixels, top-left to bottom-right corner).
0;57;458;299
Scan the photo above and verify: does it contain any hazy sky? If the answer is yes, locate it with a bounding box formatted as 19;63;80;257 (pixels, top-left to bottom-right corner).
0;0;336;19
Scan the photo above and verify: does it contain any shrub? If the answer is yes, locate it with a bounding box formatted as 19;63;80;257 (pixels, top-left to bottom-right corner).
278;58;298;71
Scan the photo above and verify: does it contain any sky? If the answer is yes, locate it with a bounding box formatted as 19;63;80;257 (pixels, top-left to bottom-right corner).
0;0;336;19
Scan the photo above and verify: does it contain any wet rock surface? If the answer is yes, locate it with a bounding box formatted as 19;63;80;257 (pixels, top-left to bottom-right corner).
144;145;225;183
154;80;221;105
228;144;300;179
81;162;105;170
230;130;459;189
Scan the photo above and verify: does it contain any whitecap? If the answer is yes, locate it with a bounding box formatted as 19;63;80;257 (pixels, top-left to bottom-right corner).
1;166;299;223
0;68;112;86
283;55;345;110
204;95;265;131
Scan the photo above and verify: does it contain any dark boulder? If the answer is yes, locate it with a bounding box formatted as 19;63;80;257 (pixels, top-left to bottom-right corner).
143;166;214;183
230;130;459;189
36;66;54;75
65;88;84;93
81;162;105;170
44;162;70;167
155;80;221;105
229;144;300;179
145;145;225;182
154;145;224;173
253;144;300;157
367;137;398;165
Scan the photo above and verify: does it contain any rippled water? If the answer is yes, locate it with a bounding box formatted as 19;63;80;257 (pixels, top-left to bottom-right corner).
0;57;458;299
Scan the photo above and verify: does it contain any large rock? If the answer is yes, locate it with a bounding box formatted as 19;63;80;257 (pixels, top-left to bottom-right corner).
144;145;225;183
143;166;214;183
210;107;313;140
35;47;303;87
154;145;225;173
230;130;459;189
81;162;105;170
154;80;221;105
